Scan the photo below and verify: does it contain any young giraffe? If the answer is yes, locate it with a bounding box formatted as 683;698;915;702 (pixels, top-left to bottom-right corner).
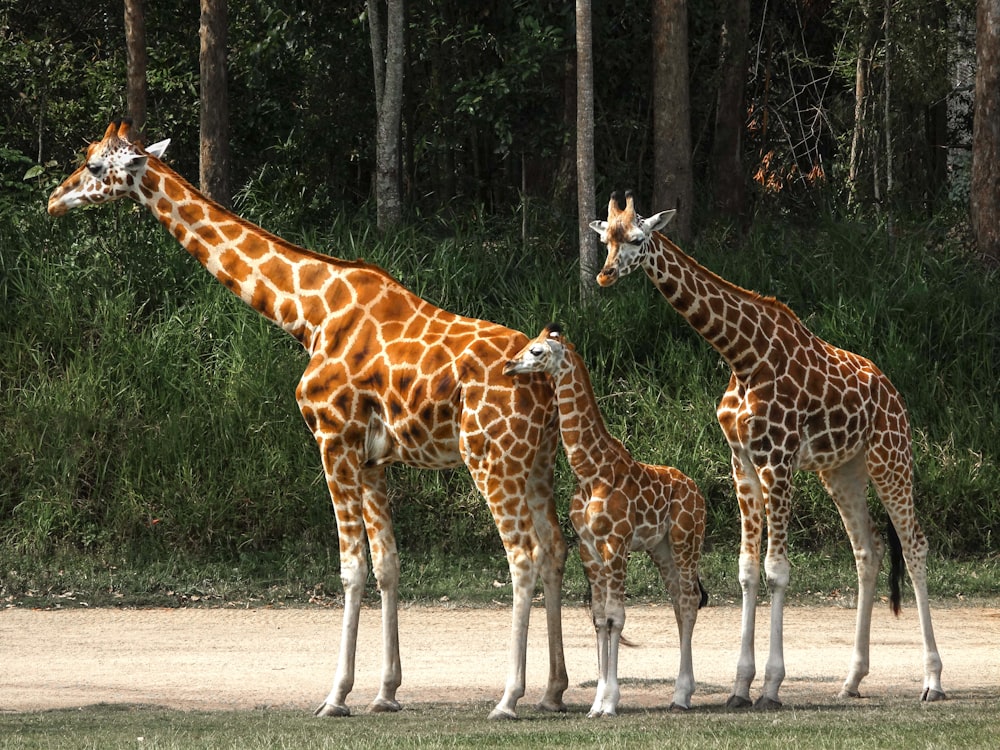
591;192;944;708
504;323;707;716
47;120;570;720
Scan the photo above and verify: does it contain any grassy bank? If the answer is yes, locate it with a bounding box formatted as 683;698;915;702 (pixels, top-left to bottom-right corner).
2;191;998;597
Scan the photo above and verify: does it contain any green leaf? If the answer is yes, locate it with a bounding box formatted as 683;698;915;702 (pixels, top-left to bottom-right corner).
23;165;44;180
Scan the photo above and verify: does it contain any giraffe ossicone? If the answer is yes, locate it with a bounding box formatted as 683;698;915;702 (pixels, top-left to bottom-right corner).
505;323;708;716
592;191;945;707
48;120;570;720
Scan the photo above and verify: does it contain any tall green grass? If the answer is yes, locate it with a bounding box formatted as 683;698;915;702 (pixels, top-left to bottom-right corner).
2;188;997;603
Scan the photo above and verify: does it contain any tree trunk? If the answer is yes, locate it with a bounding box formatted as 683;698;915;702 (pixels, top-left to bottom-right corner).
652;0;693;244
370;0;404;231
883;0;894;250
576;0;598;301
971;0;1000;263
710;0;749;221
848;0;878;207
199;0;230;207
124;0;147;141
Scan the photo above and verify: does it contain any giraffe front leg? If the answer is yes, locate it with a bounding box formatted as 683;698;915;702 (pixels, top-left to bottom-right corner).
526;445;569;714
313;443;368;718
597;596;625;717
488;546;535;720
315;535;367;718
588;539;626;717
727;455;763;709
363;469;403;713
588;603;611;718
756;470;794;710
757;545;789;710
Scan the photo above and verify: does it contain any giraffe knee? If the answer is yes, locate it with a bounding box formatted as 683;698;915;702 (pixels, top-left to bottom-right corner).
763;556;790;590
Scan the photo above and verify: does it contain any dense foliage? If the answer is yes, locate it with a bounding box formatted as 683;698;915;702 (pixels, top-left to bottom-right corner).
2;193;997;565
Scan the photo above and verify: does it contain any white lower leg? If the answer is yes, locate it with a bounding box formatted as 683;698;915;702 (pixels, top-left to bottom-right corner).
371;554;402;712
489;560;533;720
731;551;759;704
759;554;789;706
317;559;367;716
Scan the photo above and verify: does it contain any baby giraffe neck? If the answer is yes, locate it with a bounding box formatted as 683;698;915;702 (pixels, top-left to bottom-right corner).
552;351;624;480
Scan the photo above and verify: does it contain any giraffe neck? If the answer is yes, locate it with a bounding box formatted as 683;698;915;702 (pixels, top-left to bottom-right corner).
642;232;804;380
136;158;342;346
552;349;628;481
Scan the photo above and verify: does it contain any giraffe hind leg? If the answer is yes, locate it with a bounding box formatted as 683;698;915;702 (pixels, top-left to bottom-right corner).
819;457;883;700
362;468;403;713
867;457;945;701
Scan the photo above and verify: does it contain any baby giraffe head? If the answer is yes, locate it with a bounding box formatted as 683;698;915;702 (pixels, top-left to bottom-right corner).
47;119;170;217
591;191;676;287
504;323;571;378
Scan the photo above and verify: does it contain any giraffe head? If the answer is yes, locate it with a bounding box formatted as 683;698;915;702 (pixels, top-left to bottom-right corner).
590;191;676;287
47;120;170;217
503;323;571;378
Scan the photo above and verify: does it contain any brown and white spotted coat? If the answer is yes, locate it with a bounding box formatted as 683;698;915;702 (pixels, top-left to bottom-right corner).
48;120;570;720
591;192;944;708
505;323;707;716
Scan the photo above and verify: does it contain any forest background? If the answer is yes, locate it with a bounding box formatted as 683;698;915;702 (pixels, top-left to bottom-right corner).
1;0;998;606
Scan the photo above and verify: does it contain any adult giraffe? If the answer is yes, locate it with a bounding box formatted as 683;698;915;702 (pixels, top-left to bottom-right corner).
47;120;569;720
590;192;944;708
505;323;707;716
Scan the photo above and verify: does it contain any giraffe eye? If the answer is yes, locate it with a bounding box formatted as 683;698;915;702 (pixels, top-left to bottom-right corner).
86;163;101;175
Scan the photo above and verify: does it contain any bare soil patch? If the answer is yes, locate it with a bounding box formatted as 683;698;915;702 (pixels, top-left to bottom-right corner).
1;603;997;714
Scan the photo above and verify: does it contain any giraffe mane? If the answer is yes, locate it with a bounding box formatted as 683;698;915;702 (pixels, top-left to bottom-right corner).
131;136;404;284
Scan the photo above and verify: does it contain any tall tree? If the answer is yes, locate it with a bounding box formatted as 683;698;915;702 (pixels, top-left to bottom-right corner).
576;0;598;301
710;0;750;220
652;0;693;244
369;0;404;230
848;0;880;207
124;0;147;141
971;0;1000;262
199;0;229;207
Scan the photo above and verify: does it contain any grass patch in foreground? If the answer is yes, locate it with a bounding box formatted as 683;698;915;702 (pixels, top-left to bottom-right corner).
1;696;996;750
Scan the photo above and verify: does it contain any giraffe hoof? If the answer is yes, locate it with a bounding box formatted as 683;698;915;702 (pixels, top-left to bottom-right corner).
838;688;862;699
669;702;691;712
487;706;518;720
536;699;568;713
922;688;947;702
753;696;782;711
314;702;351;718
369;698;402;713
725;694;753;709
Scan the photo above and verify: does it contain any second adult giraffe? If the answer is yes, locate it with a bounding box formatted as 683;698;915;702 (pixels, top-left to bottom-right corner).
505;323;707;716
591;192;944;708
47;120;569;720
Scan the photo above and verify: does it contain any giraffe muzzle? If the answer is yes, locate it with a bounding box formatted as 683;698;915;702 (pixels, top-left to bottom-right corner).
596;266;619;287
47;191;70;217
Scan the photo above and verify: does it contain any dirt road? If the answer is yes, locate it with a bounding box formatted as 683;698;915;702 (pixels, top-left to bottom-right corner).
1;602;997;714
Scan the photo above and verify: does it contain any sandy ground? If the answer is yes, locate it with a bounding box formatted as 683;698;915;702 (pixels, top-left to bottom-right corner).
1;602;997;715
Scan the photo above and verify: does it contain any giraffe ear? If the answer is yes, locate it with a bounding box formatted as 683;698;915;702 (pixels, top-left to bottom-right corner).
589;220;607;235
145;139;171;159
643;210;676;234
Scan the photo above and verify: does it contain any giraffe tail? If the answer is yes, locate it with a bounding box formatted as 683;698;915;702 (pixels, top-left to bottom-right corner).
581;577;639;648
887;520;903;617
698;578;709;609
